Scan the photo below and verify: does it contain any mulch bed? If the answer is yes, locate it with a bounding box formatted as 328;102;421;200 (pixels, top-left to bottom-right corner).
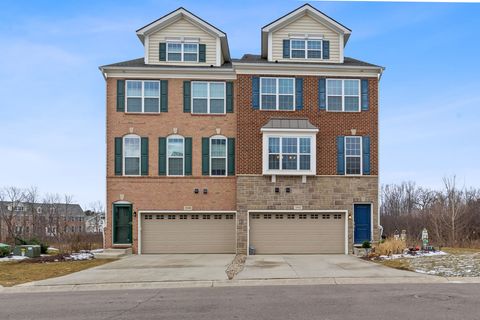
19;254;75;264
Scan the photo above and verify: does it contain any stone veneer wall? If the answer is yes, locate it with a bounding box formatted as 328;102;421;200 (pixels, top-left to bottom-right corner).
236;175;379;254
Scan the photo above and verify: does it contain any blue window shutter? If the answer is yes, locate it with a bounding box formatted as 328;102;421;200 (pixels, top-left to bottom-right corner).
184;137;192;176
295;78;303;111
159;43;166;61
226;82;234;113
362;136;371;175
318;78;326;110
114;137;122;176
252;77;260;109
160;80;168;112
199;44;206;62
227;138;235;176
183;81;191;113
336;136;345;175
158;137;166;176
116;80;125;112
202;138;210;176
322;40;330;59
283;40;290;58
361;79;369;111
141;137;149;176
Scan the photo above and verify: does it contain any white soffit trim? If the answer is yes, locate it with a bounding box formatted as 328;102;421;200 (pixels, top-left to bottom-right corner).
232;63;383;77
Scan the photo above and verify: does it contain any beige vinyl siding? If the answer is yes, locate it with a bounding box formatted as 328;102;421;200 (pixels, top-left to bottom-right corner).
147;17;217;66
271;14;342;63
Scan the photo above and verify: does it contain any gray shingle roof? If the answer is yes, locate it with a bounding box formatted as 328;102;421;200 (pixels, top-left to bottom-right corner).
100;58;233;69
233;54;382;68
262;118;318;130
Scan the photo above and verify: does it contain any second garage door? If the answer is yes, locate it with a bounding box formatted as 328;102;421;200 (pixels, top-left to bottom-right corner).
249;212;346;254
141;213;236;254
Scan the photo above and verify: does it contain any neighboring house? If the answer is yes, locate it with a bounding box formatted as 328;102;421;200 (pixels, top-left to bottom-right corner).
0;201;86;241
100;4;384;255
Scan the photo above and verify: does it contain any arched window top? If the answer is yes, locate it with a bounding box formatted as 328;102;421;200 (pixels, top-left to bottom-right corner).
167;134;184;140
210;134;227;140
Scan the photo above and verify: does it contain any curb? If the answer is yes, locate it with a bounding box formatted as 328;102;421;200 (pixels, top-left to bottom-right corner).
2;276;479;293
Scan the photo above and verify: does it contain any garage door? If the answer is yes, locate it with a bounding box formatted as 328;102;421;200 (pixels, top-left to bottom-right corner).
141;213;235;254
249;212;345;254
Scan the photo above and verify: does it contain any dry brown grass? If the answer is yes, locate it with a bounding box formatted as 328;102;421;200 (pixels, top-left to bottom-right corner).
374;238;407;256
0;259;113;287
379;259;412;271
441;247;480;255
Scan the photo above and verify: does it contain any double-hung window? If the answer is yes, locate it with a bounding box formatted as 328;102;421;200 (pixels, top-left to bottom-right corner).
167;42;198;62
264;135;315;175
123;134;141;176
210;136;227;176
126;80;160;113
260;78;295;110
326;79;360;112
291;39;322;59
167;136;184;176
192;82;225;114
345;136;362;175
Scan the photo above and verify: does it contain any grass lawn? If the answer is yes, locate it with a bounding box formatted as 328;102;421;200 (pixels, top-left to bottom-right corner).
441;247;480;254
0;259;113;287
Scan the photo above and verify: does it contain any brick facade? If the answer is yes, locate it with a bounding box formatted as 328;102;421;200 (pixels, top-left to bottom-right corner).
236;75;378;175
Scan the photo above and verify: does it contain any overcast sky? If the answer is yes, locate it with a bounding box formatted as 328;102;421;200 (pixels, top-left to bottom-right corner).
0;0;479;207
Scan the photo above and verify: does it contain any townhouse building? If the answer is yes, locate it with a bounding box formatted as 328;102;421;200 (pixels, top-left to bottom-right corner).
100;4;384;255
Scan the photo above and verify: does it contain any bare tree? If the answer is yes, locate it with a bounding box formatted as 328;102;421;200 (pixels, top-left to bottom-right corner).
1;186;26;242
85;201;105;233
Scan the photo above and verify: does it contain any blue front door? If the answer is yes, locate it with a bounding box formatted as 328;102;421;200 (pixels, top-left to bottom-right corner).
354;204;371;244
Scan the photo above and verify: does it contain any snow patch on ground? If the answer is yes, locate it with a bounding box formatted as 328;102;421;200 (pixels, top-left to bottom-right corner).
66;251;95;261
380;251;448;260
0;255;29;262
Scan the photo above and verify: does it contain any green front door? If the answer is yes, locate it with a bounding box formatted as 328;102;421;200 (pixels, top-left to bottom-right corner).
113;204;132;244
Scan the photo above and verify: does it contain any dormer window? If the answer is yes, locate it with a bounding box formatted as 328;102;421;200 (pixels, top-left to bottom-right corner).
166;41;198;62
291;39;322;59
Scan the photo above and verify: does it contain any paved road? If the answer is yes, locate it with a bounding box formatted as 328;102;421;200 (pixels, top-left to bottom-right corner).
1;284;479;320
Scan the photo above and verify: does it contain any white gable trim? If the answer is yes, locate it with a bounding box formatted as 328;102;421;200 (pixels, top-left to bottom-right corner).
137;8;225;40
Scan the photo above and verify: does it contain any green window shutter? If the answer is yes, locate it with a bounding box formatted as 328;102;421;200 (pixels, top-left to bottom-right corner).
318;78;326;110
183;81;191;113
226;82;234;113
116;80;125;112
158;137;166;176
227;138;235;176
184;137;192;176
295;78;303;110
159;43;166;61
114;137;122;176
361;79;369;111
252;77;260;109
362;136;371;175
202;137;210;176
160;80;168;112
141;137;149;176
322;40;330;60
283;39;290;58
199;44;206;62
336;136;345;175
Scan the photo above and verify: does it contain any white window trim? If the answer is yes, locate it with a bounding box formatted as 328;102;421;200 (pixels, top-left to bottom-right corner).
125;80;161;114
259;77;295;111
345;136;363;176
191;81;226;115
290;38;323;60
326;79;361;112
122;134;141;177
166;41;199;63
262;131;317;176
166;135;185;177
209;135;228;177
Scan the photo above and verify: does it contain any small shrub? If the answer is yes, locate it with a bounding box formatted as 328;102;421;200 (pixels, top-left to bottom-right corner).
375;238;406;256
0;244;11;257
362;241;371;249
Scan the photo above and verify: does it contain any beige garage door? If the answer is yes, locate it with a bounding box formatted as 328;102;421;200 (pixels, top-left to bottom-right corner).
249;212;345;254
141;213;235;254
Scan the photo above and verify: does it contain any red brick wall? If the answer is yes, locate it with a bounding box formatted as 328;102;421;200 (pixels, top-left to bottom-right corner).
105;78;237;252
236;75;378;175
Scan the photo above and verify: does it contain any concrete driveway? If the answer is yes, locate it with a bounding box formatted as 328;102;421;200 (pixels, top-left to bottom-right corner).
236;255;424;280
23;254;234;286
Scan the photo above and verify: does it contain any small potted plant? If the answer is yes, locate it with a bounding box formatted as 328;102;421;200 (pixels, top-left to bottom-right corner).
362;241;372;255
